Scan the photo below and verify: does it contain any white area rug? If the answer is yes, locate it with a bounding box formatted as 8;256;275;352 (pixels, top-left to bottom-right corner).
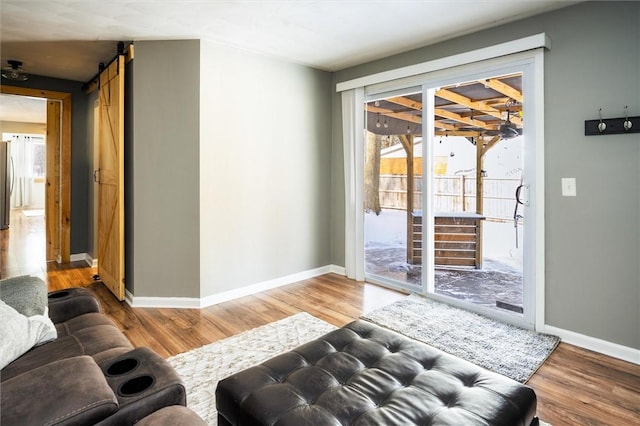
167;312;336;425
362;294;560;383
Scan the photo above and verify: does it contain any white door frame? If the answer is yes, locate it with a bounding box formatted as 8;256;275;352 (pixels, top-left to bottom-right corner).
354;49;545;330
418;55;543;329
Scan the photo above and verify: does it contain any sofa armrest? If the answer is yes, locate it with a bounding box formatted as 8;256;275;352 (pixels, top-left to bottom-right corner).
1;356;119;426
96;347;186;426
0;275;48;316
48;288;102;324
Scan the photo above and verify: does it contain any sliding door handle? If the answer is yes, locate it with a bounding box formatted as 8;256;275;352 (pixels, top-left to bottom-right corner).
515;184;529;206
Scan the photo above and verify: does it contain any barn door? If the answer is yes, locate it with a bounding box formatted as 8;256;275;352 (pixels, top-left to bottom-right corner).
97;56;125;300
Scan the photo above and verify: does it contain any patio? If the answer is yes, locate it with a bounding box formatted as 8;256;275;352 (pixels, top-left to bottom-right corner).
365;211;524;314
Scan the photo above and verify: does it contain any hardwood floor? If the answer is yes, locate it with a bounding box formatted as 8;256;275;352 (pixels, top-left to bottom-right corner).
2;216;639;425
38;267;640;426
1;209;47;279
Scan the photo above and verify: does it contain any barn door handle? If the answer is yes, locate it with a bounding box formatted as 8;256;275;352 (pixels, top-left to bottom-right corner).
93;169;100;183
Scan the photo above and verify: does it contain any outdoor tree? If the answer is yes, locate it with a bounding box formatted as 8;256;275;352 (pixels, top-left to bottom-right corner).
364;131;382;215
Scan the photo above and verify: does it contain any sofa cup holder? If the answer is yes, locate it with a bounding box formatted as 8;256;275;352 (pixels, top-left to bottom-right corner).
48;290;71;299
101;347;185;415
118;375;155;397
106;357;140;376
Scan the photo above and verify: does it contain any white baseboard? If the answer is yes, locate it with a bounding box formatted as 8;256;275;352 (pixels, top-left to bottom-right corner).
126;288;201;309
199;265;337;308
125;289;133;306
329;265;346;276
126;264;343;309
70;253;97;268
544;324;640;365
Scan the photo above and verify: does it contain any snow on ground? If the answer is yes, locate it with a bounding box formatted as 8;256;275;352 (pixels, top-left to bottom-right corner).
365;209;523;274
365;209;525;311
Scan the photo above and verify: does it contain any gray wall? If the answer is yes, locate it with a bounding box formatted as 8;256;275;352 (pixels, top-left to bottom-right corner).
198;41;333;296
124;59;134;292
331;1;640;349
130;40;201;298
4;75;89;254
86;89;98;261
117;39;332;299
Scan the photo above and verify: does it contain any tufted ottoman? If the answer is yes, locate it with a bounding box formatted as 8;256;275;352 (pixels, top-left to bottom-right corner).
216;320;538;426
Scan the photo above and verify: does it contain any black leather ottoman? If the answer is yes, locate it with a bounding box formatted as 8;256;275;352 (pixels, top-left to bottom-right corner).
217;320;538;426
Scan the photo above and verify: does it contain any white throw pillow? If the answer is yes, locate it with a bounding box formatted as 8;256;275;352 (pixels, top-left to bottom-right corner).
0;300;57;370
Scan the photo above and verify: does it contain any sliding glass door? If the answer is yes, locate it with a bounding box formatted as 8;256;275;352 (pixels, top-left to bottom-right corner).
361;55;542;328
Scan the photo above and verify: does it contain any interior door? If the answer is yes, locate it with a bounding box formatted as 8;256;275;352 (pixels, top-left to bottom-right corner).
97;56;125;300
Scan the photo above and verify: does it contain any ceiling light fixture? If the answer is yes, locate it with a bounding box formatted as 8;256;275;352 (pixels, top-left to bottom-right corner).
2;60;29;81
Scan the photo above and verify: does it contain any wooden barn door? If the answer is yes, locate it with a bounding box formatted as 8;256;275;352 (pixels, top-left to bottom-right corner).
97;55;125;300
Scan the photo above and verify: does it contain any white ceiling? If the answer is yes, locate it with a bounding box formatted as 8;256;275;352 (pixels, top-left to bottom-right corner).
0;0;578;83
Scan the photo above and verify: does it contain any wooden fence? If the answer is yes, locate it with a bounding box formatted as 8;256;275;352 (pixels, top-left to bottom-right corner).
379;175;520;222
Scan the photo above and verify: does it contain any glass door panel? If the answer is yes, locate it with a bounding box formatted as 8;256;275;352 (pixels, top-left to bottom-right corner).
364;90;423;292
427;73;525;317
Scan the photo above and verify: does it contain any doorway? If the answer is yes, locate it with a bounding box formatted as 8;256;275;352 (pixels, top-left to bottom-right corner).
1;96;47;277
361;57;542;328
0;86;72;275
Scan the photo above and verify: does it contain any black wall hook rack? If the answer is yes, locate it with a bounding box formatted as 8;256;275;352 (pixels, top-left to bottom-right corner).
585;115;639;136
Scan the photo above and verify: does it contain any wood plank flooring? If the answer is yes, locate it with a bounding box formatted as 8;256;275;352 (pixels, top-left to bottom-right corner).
37;266;640;426
2;214;639;425
1;209;48;279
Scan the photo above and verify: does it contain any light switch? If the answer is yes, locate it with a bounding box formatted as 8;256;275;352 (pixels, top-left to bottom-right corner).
561;178;577;197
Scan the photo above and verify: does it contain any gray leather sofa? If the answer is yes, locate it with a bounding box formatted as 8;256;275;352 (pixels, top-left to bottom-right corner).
0;277;205;426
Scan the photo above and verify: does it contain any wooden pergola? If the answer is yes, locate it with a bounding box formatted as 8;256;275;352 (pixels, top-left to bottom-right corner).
365;73;523;268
